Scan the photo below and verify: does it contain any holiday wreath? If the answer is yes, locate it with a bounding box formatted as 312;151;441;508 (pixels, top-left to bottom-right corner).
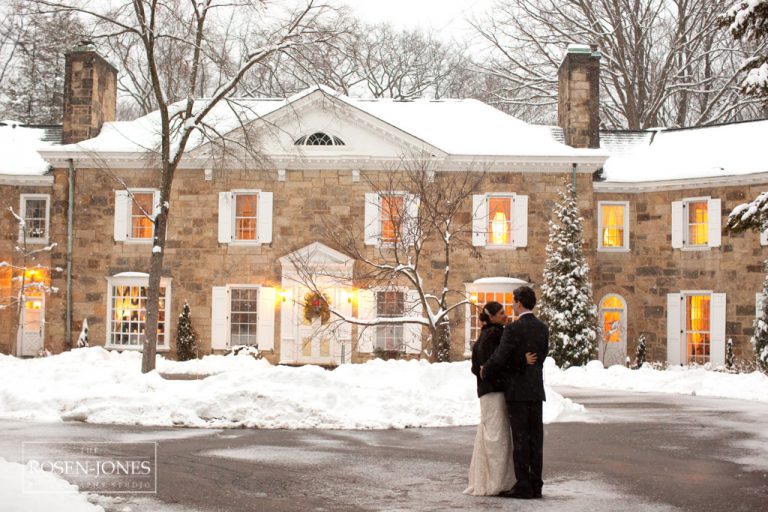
302;291;331;324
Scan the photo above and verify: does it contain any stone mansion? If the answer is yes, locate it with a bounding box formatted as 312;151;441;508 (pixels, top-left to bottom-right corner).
1;44;767;368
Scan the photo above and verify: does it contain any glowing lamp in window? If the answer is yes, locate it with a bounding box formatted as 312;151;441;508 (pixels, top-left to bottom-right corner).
487;197;512;245
491;211;508;245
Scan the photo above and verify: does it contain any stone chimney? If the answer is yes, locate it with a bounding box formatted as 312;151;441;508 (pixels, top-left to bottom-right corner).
62;41;117;144
557;43;601;149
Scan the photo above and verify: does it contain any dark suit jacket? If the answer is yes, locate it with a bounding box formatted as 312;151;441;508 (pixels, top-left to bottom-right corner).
482;313;549;402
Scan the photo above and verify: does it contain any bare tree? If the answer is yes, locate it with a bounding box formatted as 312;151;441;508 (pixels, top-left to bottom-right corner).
287;157;484;362
472;0;767;128
33;0;344;372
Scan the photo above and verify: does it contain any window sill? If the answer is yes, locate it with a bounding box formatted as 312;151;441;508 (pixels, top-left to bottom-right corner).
680;246;712;252
17;238;49;245
227;241;263;246
483;244;518;250
105;344;170;352
123;239;153;244
597;247;630;253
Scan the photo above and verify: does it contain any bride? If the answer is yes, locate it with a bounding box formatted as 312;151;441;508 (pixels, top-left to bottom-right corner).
464;301;535;496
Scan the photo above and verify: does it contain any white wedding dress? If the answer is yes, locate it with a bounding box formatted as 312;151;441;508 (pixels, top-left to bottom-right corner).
463;392;516;496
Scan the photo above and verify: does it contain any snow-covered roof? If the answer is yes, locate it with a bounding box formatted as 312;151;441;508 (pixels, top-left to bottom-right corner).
599;119;768;183
0;122;55;176
52;86;603;159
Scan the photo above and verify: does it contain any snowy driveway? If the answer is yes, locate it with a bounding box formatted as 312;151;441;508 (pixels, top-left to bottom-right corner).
1;387;767;512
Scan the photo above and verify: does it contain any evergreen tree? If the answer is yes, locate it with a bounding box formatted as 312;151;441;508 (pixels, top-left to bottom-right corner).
753;269;768;373
721;0;768;101
634;333;647;369
175;301;198;361
539;182;598;368
726;338;735;370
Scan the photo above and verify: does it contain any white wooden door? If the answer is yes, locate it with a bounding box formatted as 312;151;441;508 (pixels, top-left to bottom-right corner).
19;293;45;356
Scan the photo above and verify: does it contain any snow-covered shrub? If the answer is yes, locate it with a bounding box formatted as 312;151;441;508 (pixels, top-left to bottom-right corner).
634;333;647;369
175;301;199;361
76;318;89;348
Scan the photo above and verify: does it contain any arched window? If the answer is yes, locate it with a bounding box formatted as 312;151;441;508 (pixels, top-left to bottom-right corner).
294;132;345;146
599;294;627;366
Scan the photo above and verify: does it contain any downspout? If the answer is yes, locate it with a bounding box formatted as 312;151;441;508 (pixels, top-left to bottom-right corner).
66;158;75;347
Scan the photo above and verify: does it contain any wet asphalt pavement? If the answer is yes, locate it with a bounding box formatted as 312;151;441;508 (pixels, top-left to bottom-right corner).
1;387;767;512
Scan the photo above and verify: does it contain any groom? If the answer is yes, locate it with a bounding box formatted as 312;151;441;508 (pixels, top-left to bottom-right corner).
481;286;549;499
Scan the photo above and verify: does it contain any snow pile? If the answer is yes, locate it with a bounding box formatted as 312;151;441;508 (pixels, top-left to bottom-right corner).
0;347;582;429
0;458;104;512
0;122;51;175
545;359;768;402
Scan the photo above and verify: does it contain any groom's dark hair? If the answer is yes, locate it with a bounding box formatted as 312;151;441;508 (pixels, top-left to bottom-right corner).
513;286;536;310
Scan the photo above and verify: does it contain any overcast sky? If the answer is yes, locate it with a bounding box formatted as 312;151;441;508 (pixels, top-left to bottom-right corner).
340;0;495;38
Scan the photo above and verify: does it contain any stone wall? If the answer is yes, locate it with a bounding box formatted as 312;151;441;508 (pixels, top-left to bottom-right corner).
49;164;593;363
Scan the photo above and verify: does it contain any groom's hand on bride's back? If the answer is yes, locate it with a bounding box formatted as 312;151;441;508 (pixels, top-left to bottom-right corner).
525;352;537;365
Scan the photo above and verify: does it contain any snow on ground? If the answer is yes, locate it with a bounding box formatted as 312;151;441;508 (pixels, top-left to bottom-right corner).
0;457;104;512
0;347;582;429
545;359;768;402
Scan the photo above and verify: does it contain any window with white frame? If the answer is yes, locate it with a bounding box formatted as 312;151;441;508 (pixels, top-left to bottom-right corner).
376;291;405;350
463;277;529;355
107;273;170;348
671;197;721;249
598;201;629;250
113;189;159;242
364;192;419;246
666;291;725;366
230;287;259;345
19;194;50;243
467;289;516;343
472;193;528;248
218;190;273;244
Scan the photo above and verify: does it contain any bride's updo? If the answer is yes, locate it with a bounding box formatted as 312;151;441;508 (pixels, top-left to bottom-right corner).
478;301;504;325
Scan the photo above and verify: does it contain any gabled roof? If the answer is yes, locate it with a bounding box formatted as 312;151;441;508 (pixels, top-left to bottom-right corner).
49;86;603;160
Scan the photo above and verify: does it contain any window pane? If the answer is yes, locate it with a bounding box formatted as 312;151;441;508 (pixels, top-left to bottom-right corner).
110;282;167;346
235;194;258;241
469;288;516;342
487;197;512;245
376;291;405;350
685;294;711;364
603;311;622;343
230;288;259;345
687;201;708;246
601;204;625;248
131;193;155;239
381;195;404;243
24;198;47;239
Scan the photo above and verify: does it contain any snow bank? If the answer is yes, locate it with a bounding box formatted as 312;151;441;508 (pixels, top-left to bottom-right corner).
0;347;582;429
545;359;768;402
0;458;104;512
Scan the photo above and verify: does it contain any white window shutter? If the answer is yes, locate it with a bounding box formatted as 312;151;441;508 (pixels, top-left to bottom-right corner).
761;230;768;246
513;194;528;247
114;190;129;241
710;293;726;367
472;195;487;247
671;201;683;248
257;287;276;351
707;198;721;248
405;194;421;245
403;290;423;355
757;292;764;318
211;286;229;350
666;293;682;365
257;192;273;244
218;192;233;244
357;289;376;353
364;193;381;246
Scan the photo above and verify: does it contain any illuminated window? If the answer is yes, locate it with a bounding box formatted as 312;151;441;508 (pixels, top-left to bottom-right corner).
685;200;708;246
487;197;513;246
130;192;155;240
600;295;625;343
20;194;50;243
376;291;404;350
234;193;258;241
468;290;516;342
230;287;259;346
598;202;629;250
381;194;405;243
108;276;169;348
685;294;711;364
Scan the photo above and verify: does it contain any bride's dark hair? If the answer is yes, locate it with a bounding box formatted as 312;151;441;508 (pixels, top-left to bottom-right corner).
478;301;504;324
